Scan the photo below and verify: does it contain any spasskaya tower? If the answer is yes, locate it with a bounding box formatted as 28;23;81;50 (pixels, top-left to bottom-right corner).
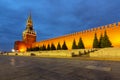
22;13;36;47
14;13;36;52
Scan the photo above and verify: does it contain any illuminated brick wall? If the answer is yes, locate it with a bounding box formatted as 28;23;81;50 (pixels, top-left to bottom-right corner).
14;41;27;52
32;22;120;49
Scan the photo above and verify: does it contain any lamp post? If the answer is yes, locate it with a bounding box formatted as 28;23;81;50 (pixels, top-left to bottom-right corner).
11;49;15;52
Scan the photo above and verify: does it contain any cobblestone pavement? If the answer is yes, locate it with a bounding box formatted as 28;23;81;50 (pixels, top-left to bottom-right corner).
0;56;120;80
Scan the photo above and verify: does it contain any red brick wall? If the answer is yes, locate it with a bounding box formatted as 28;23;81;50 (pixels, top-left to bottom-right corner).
32;22;120;49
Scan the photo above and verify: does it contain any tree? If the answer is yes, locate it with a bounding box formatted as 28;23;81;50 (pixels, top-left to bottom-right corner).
51;43;56;50
27;48;31;51
28;47;35;51
47;44;51;50
93;33;99;48
62;41;68;50
34;46;39;51
41;44;46;51
99;34;104;48
78;37;85;49
103;31;112;47
99;31;112;48
57;42;61;50
39;46;42;51
72;39;78;49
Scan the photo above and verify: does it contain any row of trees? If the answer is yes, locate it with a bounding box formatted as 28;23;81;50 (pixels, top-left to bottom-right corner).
70;30;112;49
27;37;85;51
27;30;112;51
93;31;112;48
72;37;85;49
27;41;68;51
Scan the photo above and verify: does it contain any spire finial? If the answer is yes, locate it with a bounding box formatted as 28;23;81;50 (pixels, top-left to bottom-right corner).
28;11;32;20
26;12;33;30
29;11;32;19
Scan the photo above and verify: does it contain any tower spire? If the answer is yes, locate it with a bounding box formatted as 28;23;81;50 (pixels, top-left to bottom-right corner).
28;12;32;21
26;12;33;30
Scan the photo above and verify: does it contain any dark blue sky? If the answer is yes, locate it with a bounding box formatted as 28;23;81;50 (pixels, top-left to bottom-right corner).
0;0;120;51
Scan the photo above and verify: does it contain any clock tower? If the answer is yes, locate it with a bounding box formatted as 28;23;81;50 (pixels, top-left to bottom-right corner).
22;13;36;48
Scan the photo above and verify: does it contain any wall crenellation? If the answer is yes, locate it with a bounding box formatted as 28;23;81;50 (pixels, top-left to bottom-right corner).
63;22;120;37
118;22;120;26
109;24;112;27
113;23;117;27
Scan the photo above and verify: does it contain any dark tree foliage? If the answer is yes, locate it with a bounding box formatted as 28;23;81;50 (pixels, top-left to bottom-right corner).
102;31;112;48
27;48;31;51
98;31;112;48
99;34;104;48
31;48;35;51
27;47;36;51
34;46;39;51
78;37;85;49
41;44;46;51
39;46;42;51
93;33;99;48
72;39;78;49
57;42;61;50
47;44;51;50
62;41;68;50
51;43;56;50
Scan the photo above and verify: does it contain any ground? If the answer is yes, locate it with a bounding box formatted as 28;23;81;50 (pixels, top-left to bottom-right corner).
0;56;120;80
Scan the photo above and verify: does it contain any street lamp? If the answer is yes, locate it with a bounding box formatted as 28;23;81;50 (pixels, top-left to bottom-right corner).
11;49;15;52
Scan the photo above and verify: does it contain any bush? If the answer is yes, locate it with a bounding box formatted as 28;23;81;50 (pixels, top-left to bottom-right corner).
84;50;87;54
78;51;82;56
87;50;90;54
15;53;18;55
71;52;75;57
31;53;36;56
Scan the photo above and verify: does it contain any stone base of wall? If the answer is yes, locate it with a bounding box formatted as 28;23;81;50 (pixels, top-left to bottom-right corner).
90;48;120;58
4;48;120;60
7;49;93;58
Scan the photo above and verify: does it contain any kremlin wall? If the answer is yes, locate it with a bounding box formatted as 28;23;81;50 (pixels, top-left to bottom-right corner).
14;14;120;52
32;22;120;50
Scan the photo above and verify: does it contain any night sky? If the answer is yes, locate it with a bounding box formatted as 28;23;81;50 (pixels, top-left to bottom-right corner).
0;0;120;51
